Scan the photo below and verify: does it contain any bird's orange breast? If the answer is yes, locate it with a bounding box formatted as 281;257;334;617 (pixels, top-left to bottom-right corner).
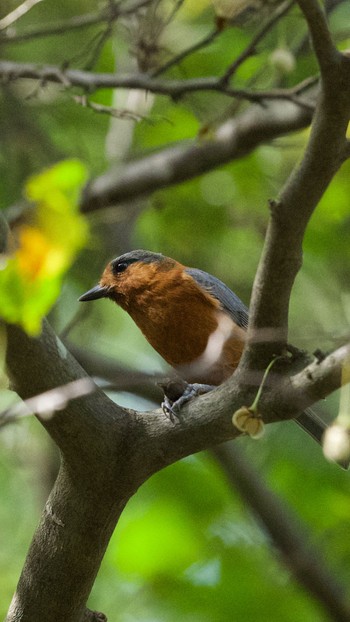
127;268;220;366
101;260;245;384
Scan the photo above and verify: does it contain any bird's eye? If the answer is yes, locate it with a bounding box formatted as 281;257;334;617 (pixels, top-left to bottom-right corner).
112;261;128;274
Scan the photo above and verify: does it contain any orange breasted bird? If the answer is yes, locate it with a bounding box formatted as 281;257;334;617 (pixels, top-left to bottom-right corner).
79;250;336;455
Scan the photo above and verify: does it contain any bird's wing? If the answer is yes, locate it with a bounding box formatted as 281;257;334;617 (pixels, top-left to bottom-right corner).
185;267;249;329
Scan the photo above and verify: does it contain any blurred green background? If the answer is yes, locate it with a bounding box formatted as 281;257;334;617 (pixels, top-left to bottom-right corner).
1;0;350;619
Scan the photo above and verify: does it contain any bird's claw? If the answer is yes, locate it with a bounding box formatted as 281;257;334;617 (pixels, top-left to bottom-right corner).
161;397;181;423
161;382;215;424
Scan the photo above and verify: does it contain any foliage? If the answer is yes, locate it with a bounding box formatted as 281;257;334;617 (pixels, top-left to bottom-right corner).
0;160;88;334
1;0;350;620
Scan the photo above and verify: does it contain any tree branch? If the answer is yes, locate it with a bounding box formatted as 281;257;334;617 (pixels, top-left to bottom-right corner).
153;0;294;80
0;0;44;31
297;0;341;77
67;342;162;402
151;26;222;78
0;0;152;43
3;2;350;620
220;0;295;85
244;2;350;364
0;59;318;103
0;209;10;253
286;343;350;411
4;310;350;621
81;93;317;211
5;321;138;622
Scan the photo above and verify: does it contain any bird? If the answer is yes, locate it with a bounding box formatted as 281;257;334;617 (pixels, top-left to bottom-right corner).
79;249;342;462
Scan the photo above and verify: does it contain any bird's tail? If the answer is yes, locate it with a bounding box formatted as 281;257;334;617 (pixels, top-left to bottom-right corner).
295;408;350;470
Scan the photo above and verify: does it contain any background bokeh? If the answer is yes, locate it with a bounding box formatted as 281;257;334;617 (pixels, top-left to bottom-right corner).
1;0;350;619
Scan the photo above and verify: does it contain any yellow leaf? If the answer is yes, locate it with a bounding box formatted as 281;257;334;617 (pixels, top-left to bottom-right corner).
0;159;89;334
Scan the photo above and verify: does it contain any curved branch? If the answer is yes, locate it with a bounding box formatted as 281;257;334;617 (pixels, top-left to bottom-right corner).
4;317;350;621
81;94;316;211
245;6;350;364
297;0;341;76
4;321;136;621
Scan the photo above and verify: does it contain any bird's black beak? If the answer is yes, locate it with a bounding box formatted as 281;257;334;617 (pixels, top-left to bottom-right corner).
79;285;110;302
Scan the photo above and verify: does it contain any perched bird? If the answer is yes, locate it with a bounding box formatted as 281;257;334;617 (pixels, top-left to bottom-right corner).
79;249;337;457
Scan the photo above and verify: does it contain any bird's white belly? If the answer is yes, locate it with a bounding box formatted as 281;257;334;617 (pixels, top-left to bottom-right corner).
175;312;241;383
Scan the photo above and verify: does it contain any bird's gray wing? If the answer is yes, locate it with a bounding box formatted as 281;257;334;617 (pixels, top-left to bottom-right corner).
185;267;249;329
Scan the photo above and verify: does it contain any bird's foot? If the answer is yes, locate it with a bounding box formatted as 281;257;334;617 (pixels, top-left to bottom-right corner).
159;378;215;423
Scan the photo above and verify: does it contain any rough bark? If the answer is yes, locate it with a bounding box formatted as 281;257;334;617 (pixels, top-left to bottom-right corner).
3;1;350;620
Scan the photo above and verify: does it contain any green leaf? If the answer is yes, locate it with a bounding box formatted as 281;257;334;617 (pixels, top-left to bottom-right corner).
0;160;88;334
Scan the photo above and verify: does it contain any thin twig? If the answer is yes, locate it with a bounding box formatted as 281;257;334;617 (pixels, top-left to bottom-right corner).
81;26;113;72
73;94;147;121
0;210;10;253
220;0;295;85
0;378;96;428
0;0;44;31
151;26;222;78
66;342;163;402
0;0;152;44
0;59;320;105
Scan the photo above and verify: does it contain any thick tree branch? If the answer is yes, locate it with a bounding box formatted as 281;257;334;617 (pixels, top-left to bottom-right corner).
4;317;350;622
297;0;341;77
5;327;350;470
244;1;350;364
3;4;350;620
5;321;138;622
286;343;350;411
81;94;316;211
66;339;350;428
